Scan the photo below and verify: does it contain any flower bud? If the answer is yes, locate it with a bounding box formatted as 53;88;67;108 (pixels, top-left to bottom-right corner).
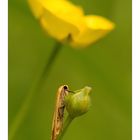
65;86;92;118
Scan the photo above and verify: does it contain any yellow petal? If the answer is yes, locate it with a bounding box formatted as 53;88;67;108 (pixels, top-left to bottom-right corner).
28;0;44;18
28;0;85;41
39;0;84;20
40;9;79;41
71;15;115;47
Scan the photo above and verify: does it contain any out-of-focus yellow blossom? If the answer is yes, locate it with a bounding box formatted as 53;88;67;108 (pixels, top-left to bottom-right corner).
28;0;115;48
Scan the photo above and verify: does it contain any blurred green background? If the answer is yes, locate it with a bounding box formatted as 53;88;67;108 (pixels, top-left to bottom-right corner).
8;0;132;140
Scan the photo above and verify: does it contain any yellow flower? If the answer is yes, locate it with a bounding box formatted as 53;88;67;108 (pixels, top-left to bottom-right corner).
28;0;115;48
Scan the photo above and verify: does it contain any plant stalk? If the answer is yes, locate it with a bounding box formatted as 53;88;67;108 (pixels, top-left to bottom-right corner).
57;116;74;140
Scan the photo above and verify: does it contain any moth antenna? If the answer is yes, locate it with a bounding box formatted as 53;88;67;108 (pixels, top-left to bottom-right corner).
66;90;75;93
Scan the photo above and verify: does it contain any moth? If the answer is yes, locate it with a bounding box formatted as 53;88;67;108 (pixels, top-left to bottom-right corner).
51;85;69;140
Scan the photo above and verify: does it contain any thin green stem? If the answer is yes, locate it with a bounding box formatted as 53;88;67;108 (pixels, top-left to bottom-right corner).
58;116;74;140
9;42;62;140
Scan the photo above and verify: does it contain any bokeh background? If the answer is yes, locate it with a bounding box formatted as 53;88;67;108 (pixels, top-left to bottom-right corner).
9;0;132;140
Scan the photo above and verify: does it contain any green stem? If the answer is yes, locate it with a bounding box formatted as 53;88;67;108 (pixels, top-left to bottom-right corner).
58;116;74;140
9;42;62;140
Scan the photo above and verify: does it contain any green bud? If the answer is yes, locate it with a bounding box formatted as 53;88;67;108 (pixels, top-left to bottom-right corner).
65;86;92;118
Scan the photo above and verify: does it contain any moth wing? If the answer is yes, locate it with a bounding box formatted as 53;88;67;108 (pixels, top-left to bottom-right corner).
51;85;68;140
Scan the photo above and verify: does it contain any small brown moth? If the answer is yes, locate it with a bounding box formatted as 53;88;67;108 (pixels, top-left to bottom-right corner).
51;85;69;140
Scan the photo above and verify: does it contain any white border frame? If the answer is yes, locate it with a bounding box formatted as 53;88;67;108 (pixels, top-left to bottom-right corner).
0;0;8;140
132;0;140;140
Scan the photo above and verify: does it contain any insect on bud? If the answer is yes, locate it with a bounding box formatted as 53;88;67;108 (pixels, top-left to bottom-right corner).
65;86;92;118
